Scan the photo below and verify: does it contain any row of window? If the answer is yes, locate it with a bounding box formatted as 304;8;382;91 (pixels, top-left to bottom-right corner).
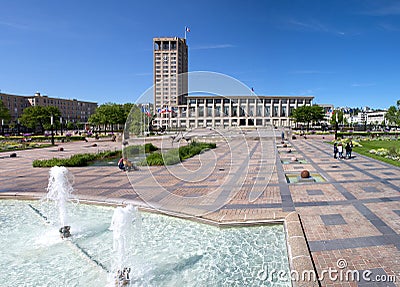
155;54;177;60
155;74;179;78
155;79;177;83
155;92;177;95
155;118;292;128
155;61;177;65
154;42;178;51
155;69;177;74
188;98;311;105
181;106;291;117
155;65;177;69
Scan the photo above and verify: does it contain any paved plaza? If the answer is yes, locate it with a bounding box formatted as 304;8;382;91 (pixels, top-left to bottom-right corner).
0;129;399;287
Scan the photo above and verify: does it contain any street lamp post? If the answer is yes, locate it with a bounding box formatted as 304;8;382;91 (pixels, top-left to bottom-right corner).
60;116;63;136
334;111;338;140
50;115;55;145
1;119;3;136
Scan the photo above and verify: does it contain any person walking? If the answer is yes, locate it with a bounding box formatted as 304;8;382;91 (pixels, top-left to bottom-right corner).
348;141;353;158
345;142;351;159
337;143;343;159
333;143;338;159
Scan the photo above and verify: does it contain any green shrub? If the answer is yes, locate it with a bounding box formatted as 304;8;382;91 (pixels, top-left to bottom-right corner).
33;150;121;167
141;141;216;166
123;143;158;158
145;143;158;153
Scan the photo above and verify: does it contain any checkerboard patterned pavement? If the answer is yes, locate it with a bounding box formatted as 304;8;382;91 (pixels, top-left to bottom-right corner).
1;133;399;286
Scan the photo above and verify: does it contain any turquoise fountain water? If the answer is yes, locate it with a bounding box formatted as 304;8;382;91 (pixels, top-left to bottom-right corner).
0;200;291;286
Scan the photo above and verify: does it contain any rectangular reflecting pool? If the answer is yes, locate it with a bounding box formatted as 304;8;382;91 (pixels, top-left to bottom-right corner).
285;173;327;183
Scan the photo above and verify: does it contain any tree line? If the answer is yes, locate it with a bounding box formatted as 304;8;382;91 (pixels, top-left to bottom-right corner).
385;100;400;127
0;100;144;135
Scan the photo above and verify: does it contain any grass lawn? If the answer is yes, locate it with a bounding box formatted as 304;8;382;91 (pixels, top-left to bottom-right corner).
353;140;400;167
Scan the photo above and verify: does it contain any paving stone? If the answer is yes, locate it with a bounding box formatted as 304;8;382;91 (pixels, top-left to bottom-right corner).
342;173;355;178
320;214;347;225
307;189;324;196
362;186;381;193
382;171;396;176
357;268;397;287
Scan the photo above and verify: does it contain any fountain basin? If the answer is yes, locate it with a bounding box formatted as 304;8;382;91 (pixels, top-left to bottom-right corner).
285;173;327;183
281;159;308;164
0;200;291;286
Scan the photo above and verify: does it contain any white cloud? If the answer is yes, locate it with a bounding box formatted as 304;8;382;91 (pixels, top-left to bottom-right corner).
190;44;235;50
0;20;29;30
351;83;376;87
379;23;400;31
290;70;321;75
285;18;345;36
360;2;400;16
290;70;334;75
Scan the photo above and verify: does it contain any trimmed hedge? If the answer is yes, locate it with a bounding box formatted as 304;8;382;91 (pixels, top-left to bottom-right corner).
142;141;216;166
33;150;121;167
123;143;158;157
337;131;400;137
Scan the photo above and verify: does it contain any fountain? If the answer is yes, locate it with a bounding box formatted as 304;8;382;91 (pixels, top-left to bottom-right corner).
0;198;291;286
45;166;76;238
300;170;310;178
109;204;141;286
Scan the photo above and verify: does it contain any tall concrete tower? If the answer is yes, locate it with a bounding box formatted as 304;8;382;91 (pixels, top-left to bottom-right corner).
153;37;188;111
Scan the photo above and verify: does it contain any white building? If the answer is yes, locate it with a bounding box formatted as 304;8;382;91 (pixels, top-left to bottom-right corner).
155;95;314;129
355;110;387;125
366;110;387;125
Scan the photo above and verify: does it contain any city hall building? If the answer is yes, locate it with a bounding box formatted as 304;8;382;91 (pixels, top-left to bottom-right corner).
153;37;314;128
157;95;314;128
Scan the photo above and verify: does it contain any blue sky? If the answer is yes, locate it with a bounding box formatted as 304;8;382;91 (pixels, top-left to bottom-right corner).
1;0;399;109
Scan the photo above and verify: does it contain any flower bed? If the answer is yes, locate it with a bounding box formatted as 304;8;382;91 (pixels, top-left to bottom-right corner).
0;141;52;152
352;139;400;167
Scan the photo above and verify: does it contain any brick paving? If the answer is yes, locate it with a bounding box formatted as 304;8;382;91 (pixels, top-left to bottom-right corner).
0;130;399;286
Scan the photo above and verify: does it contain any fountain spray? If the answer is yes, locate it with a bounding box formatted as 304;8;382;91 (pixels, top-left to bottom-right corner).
109;204;140;286
46;166;75;238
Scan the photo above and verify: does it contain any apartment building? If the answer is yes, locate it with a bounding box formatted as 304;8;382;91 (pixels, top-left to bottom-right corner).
0;92;97;124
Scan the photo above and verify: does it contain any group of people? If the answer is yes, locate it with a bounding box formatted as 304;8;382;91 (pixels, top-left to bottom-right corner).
333;141;353;159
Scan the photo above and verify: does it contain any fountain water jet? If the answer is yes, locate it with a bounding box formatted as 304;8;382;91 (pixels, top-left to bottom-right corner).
45;166;76;238
109;204;141;286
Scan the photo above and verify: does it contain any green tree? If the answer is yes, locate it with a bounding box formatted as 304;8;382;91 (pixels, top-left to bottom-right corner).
385;100;400;126
89;103;137;132
0;100;11;123
126;105;146;136
330;110;345;126
66;121;76;130
19;106;61;133
291;105;325;130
